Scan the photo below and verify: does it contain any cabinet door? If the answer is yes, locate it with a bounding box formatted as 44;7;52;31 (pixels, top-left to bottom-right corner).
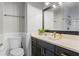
44;49;54;56
36;45;44;56
56;46;79;56
32;37;37;56
32;45;37;56
32;37;45;56
37;39;56;56
32;45;44;56
37;39;55;52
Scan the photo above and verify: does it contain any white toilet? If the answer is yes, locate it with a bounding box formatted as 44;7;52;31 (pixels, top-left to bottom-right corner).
8;37;24;56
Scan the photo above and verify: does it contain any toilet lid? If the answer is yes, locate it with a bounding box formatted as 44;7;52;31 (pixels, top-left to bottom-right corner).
10;48;24;56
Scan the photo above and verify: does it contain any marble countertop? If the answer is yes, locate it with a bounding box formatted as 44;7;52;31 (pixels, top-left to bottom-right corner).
31;32;79;53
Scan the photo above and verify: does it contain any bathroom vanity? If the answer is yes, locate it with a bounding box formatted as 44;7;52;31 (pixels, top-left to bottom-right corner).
31;32;79;56
31;2;79;56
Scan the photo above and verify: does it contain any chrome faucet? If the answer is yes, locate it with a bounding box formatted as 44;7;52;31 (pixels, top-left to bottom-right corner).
53;32;63;39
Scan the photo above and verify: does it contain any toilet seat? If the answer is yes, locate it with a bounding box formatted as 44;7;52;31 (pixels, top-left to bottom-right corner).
10;48;24;56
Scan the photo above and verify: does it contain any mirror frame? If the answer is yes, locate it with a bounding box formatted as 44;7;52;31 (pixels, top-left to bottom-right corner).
42;6;52;30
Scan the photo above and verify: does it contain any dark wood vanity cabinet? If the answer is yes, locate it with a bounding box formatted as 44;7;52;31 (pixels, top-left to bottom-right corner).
31;37;56;56
31;37;79;56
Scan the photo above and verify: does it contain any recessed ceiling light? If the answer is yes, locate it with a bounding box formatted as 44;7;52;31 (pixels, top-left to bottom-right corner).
52;5;56;8
59;2;62;5
45;2;50;6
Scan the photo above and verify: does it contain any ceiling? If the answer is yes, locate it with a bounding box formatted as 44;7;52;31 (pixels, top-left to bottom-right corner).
28;2;45;9
28;2;79;10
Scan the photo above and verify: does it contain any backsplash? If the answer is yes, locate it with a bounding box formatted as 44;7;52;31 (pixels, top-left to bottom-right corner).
45;30;79;35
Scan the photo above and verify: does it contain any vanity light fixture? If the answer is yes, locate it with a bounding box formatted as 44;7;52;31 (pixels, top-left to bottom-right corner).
59;2;62;5
44;2;62;9
45;2;50;6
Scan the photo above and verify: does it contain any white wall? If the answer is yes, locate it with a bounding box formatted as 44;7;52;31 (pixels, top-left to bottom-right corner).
0;3;4;47
3;2;25;33
26;2;42;55
44;9;54;30
27;3;42;33
0;3;3;34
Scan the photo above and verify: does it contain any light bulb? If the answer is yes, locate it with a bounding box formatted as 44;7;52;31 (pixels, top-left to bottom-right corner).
53;5;56;8
45;2;50;6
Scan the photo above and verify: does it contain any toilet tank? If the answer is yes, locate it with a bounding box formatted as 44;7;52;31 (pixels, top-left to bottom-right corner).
8;37;22;49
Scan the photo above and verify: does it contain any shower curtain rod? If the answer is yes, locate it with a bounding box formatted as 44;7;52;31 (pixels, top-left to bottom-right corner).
4;14;24;18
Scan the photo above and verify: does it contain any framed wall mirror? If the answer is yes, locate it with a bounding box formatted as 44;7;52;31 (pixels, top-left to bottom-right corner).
43;2;79;31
